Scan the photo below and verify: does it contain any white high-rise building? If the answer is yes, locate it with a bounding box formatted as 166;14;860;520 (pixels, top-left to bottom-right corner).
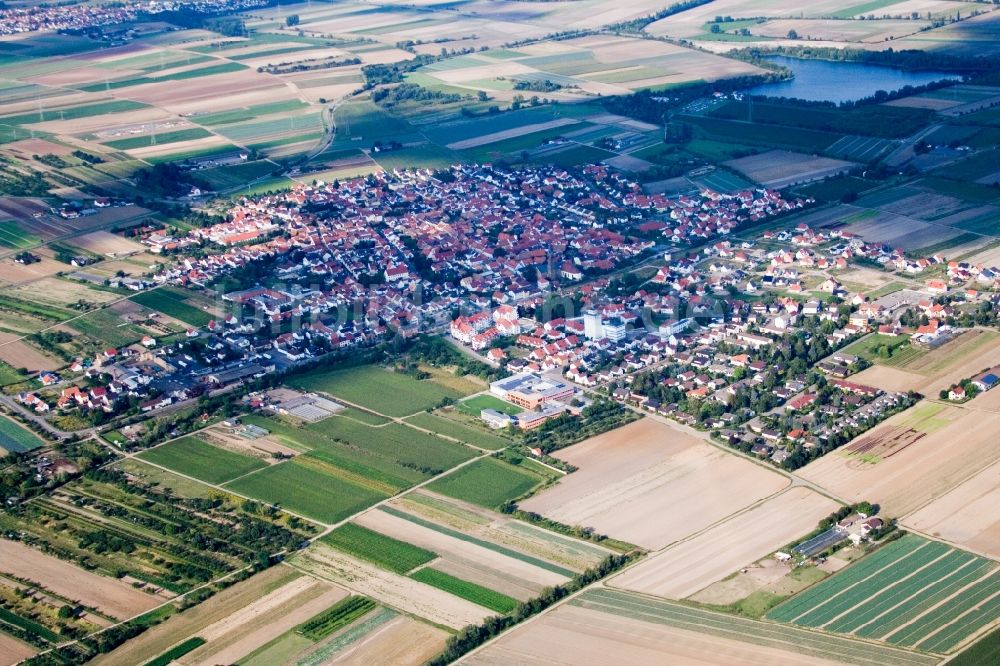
583;309;603;340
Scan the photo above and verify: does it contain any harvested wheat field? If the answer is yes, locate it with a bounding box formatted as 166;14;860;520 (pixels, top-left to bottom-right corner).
851;365;926;393
903;458;1000;558
854;329;1000;395
519;419;789;550
324;613;447;665
0;539;164;619
0;633;36;666
799;401;1000;516
464;603;847;666
0;333;61;372
70;231;145;256
7;277;120;308
294;542;493;630
724;150;855;189
180;575;349;666
92;565;300;666
610;487;839;600
0;254;66;283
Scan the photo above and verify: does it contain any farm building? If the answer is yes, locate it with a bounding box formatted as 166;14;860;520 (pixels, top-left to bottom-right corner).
971;368;1000;392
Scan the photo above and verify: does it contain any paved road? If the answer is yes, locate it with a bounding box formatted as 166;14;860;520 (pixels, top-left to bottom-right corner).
0;394;88;440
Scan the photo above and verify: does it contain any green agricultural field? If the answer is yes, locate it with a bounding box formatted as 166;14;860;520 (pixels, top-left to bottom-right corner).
708;98;931;139
916;178;1000;205
538;144;615;168
213;112;323;143
242;414;428;490
291;364;471;417
575;588;938;666
768;534;1000;652
307;418;475;475
193;160;277;190
682;138;760;163
404;412;513;450
410;568;517;613
296;595;376;641
693;168;753;194
103;127;213;151
117;459;217;499
426;457;546;509
78;61;248;92
457;394;522;416
192;99;310;126
137;436;266;485
842;334;914;362
933;149;1000;182
0;414;44;455
682;115;839;153
145;143;241;165
879;343;927;368
130;287;214;326
332;100;413;146
336;407;390;426
144;637;206;666
0;99;148;127
240;175;298;195
0;220;40;249
796;176;878;202
423;106;582;146
948;627;1000;666
322;523;436;574
371;144;459;172
225;458;387;524
0;295;72;321
866;281;907;299
0;360;26;386
69;309;149;346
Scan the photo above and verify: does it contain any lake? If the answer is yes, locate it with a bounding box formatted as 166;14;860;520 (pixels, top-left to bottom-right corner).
747;56;961;103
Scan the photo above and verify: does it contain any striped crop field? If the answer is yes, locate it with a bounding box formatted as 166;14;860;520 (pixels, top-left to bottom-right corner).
573;588;937;666
767;534;999;654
